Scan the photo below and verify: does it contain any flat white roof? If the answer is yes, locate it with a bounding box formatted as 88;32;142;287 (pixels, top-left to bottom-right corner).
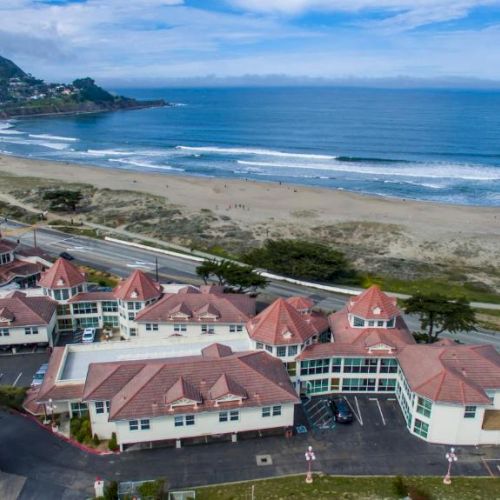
59;336;252;381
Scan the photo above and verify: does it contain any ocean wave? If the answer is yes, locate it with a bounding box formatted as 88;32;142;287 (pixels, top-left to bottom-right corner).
176;145;336;160
86;149;131;156
29;134;78;142
108;158;185;171
336;156;410;164
0;136;70;150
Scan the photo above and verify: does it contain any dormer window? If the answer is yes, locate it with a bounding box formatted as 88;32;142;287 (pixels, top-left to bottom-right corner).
372;306;381;315
387;317;395;328
0;252;12;265
282;331;292;340
130;290;138;299
57;278;65;286
353;316;365;327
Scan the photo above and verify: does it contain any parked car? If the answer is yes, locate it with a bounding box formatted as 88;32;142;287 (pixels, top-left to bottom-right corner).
59;251;74;261
31;363;49;387
81;328;96;343
330;397;354;423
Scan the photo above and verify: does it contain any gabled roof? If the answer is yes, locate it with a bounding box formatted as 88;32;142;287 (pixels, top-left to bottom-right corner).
165;376;202;405
286;296;314;311
0;259;43;287
397;343;500;405
201;343;233;358
246;298;328;346
0;239;16;254
135;290;255;323
81;345;298;421
347;285;400;320
209;373;247;400
0;291;56;327
113;270;162;302
38;258;86;289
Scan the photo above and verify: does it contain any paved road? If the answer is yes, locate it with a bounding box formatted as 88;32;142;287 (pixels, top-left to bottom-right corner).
0;396;498;499
2;221;499;349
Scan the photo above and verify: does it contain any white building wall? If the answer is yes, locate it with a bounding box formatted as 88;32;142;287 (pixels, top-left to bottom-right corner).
136;322;248;340
114;403;295;447
88;401;117;439
0;323;52;347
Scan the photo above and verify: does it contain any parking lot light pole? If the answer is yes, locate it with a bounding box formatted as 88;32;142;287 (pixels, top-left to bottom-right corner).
305;445;316;484
47;398;56;428
443;447;458;485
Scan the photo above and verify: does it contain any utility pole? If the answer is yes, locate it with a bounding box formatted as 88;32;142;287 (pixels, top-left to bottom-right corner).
33;227;37;248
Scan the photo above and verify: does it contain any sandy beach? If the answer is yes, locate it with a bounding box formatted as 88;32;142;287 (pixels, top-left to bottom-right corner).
0;154;499;288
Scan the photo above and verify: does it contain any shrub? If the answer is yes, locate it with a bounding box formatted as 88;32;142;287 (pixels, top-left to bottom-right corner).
108;432;119;451
103;480;118;500
93;434;101;446
137;479;166;500
407;485;432;500
0;386;27;411
392;476;407;497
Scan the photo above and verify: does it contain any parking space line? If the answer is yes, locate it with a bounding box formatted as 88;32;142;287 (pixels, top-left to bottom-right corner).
344;396;363;426
481;458;495;477
12;372;22;387
369;398;386;425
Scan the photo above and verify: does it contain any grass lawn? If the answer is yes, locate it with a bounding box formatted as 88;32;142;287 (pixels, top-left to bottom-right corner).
195;475;499;500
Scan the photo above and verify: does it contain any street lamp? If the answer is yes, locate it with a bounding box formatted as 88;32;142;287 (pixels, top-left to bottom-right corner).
305;445;316;484
443;447;458;485
47;398;57;429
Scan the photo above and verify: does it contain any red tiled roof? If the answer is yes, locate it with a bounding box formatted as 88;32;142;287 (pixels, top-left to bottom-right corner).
135;290;255;323
38;258;86;289
0;291;56;327
82;346;298;421
0;239;16;253
209;373;247;400
246;298;328;346
113;270;162;301
397;344;500;405
165;376;202;405
347;285;400;320
68;291;116;303
201;343;234;358
286;296;314;311
0;259;43;286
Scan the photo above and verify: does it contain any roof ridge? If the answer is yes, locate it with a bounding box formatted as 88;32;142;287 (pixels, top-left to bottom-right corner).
84;363;122;400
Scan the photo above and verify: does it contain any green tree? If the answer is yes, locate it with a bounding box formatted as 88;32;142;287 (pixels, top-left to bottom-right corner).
43;190;83;212
403;293;477;343
72;77;115;102
196;259;267;293
242;239;354;283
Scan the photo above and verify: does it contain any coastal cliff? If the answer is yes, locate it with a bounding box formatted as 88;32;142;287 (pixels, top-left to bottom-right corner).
0;56;167;118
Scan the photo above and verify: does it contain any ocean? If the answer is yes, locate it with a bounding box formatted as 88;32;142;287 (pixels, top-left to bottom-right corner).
1;87;500;206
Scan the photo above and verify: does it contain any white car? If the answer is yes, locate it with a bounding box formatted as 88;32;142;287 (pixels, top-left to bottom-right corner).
31;363;49;387
81;328;96;343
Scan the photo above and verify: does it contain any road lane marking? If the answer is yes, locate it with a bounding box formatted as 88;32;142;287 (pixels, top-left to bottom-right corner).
369;398;386;425
12;372;22;387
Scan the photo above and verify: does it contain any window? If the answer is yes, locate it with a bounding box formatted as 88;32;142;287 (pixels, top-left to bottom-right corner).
229;324;243;333
0;328;9;336
285;362;296;377
416;397;432;418
102;301;118;312
145;323;159;331
25;327;39;335
342;378;376;392
103;315;119;327
353;316;365;327
72;302;98;315
140;419;150;430
129;328;137;337
343;358;377;373
0;252;12;264
331;378;340;391
57;304;71;315
58;318;73;330
95;401;105;414
129;420;139;431
277;346;287;357
128;312;136;320
378;379;397;392
174;324;187;333
300;359;330;375
367;320;375;327
106;401;110;413
54;289;69;301
287;345;298;357
413;418;429;438
70;402;88;417
307;379;329;394
377;321;384;327
272;405;281;416
220;410;239;422
78;317;99;328
464;406;476;418
201;324;214;334
331;358;342;373
262;407;271;417
387;317;395;328
174;415;196;426
265;345;273;353
380;359;398;373
256;342;264;350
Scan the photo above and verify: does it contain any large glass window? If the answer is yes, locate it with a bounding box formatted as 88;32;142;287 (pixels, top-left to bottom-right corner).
307;379;329;394
378;379;397;392
57;304;71;315
103;316;119;327
344;358;377;373
102;301;118;312
380;359;398;373
285;362;296;377
78;317;99;328
342;378;376;392
353;316;365;327
464;406;477;418
276;346;287;357
72;302;98;315
331;358;342;373
416;397;433;418
413;418;429;438
300;359;330;375
287;345;298;357
70;402;88;417
0;328;9;336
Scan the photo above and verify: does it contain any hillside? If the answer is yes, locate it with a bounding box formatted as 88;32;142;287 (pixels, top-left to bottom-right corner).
0;55;166;118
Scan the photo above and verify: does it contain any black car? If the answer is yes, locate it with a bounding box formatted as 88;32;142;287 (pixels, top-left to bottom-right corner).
330;397;354;423
59;251;74;261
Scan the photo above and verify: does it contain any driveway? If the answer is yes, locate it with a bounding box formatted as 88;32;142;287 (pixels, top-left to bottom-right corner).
0;352;50;388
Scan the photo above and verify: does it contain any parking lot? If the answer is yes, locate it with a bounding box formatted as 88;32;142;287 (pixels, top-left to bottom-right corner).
0;352;50;387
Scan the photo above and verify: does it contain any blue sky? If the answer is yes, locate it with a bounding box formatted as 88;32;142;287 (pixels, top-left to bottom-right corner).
2;0;500;85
